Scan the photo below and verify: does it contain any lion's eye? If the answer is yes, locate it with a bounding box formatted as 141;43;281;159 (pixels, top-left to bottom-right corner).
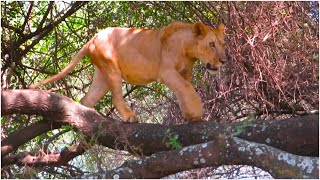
209;42;215;48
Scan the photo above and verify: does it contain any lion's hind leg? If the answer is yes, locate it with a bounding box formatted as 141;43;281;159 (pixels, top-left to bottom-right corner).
94;64;138;123
81;66;110;108
107;74;138;123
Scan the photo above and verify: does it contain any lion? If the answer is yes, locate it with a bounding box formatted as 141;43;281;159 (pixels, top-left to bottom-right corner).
30;21;227;123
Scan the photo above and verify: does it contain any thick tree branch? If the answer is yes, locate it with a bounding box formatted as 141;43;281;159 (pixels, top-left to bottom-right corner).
2;89;318;157
1;121;61;157
1;89;318;178
228;137;319;178
97;137;318;179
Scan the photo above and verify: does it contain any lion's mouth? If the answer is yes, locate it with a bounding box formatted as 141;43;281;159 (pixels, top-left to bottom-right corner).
206;63;219;74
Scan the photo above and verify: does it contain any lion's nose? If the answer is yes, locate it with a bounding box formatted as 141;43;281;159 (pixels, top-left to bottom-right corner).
206;63;212;69
206;63;219;71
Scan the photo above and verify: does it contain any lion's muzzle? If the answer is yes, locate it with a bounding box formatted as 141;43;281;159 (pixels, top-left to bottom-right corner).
206;63;219;71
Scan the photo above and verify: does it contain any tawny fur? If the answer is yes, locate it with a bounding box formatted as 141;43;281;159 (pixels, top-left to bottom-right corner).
31;21;227;123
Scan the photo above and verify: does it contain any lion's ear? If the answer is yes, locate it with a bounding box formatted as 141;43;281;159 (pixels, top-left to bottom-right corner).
193;22;207;37
218;23;225;32
217;23;225;37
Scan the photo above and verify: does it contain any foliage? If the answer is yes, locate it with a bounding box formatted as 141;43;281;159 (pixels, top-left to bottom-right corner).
1;1;318;179
165;134;183;150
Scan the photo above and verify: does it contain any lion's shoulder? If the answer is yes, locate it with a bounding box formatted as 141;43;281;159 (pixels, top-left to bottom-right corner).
160;21;194;45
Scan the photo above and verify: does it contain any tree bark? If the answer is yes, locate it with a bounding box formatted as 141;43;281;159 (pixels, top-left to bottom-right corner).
97;137;318;179
1;121;61;157
1;89;319;178
2;144;85;167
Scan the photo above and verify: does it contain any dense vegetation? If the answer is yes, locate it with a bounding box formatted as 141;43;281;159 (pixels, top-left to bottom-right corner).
1;2;318;178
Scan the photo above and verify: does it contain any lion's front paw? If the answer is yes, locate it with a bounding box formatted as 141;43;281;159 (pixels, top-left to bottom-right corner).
122;112;139;123
182;107;203;122
184;113;203;122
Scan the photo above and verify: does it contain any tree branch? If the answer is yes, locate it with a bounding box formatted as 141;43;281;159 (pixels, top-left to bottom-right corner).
227;137;319;178
1;89;318;178
96;137;318;179
1;89;318;157
1;121;61;157
38;2;54;30
1;144;85;167
20;2;88;57
20;2;34;33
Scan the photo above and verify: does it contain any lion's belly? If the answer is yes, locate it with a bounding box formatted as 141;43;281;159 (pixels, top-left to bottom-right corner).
118;61;158;85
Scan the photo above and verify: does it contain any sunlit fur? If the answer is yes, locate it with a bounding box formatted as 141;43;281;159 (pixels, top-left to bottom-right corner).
31;21;227;122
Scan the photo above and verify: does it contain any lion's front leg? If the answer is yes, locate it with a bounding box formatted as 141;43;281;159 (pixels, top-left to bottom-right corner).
160;70;203;121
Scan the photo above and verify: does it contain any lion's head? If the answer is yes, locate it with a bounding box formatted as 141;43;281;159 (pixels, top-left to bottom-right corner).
188;22;227;74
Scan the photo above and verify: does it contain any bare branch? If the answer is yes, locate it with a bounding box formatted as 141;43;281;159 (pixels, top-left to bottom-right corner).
20;2;34;33
38;2;54;30
1;144;85;167
20;2;88;57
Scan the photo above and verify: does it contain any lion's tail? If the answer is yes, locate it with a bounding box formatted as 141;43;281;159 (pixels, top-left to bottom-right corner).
30;41;91;89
